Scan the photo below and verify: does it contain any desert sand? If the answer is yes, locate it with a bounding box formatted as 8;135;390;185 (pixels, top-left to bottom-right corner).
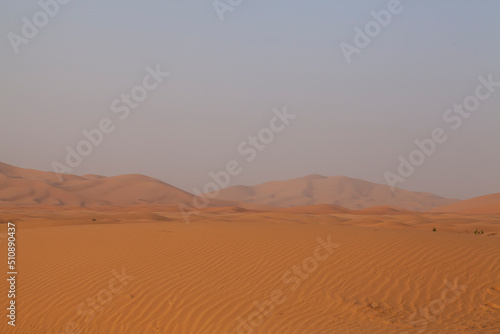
0;205;499;333
0;163;499;333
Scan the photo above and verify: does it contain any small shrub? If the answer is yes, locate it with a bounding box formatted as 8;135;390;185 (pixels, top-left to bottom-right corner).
92;218;96;222
473;228;485;235
432;227;437;232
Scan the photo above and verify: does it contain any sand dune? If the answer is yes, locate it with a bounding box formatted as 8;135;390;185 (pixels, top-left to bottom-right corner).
272;204;353;214
60;174;196;206
208;174;458;211
429;193;500;214
0;172;90;206
0;162;222;207
1;206;499;333
357;205;412;215
0;163;461;212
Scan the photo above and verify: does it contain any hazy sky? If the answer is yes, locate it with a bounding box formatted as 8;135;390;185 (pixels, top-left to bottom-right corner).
1;0;499;200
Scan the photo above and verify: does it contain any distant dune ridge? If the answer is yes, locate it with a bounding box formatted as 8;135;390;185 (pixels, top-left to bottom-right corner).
207;174;459;211
0;162;198;206
428;192;500;214
3;162;497;214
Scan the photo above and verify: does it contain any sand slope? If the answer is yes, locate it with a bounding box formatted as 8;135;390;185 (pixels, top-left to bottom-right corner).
429;193;500;214
207;174;458;211
0;162;222;207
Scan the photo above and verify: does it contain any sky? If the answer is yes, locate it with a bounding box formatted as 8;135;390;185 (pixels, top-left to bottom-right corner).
1;0;499;200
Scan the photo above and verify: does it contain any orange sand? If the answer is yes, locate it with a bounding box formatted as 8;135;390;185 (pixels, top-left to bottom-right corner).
1;206;499;333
